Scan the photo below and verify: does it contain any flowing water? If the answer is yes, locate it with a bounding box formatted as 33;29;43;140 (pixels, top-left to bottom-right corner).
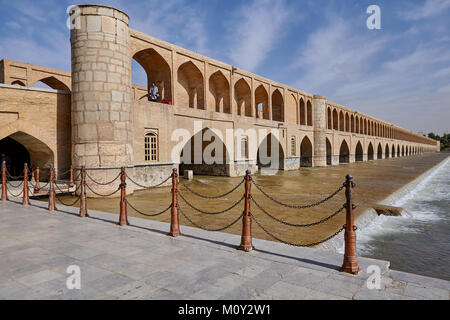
54;152;449;280
353;156;450;280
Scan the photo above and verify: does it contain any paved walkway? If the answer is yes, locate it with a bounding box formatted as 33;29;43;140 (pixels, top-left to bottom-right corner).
0;198;448;300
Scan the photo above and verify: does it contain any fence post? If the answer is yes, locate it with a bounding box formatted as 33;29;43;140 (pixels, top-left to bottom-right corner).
79;166;88;217
118;167;129;226
48;164;56;211
34;167;40;193
69;165;74;187
1;161;7;201
22;163;30;205
341;174;360;274
238;169;253;251
168;168;181;237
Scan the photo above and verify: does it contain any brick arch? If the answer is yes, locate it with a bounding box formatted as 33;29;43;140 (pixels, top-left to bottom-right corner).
0;123;55;169
257;131;286;170
255;85;269;120
271;89;284;122
133;47;172;101
354;140;364;161
177;61;205;109
234;78;252;117
32;76;70;91
339;139;350;163
300;135;313;167
208;70;230;113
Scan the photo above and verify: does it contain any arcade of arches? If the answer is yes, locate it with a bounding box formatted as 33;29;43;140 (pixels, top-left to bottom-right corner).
0;5;439;190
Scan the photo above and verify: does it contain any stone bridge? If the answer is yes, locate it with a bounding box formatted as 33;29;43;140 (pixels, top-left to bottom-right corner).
0;4;439;194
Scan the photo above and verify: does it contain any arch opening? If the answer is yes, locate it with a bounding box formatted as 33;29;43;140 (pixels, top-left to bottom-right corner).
355;141;363;162
272;89;284;122
209;71;230;113
300;98;306;125
179;128;230;176
177;61;204;109
339;140;350;163
255;85;269;120
234;79;252;117
133;48;172;102
300;136;313;167
257;133;284;170
326;138;332;165
368;142;374;161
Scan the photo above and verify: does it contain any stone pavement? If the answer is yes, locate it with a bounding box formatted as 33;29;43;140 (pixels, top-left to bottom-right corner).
0;198;448;300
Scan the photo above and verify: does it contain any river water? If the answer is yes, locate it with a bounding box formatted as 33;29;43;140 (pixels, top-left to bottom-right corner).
353;156;450;280
55;152;449;280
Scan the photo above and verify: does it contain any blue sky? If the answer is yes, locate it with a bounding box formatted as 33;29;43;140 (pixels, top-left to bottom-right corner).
0;0;449;135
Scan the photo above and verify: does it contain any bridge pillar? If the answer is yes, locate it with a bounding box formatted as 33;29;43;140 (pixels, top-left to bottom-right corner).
69;5;134;196
312;95;327;167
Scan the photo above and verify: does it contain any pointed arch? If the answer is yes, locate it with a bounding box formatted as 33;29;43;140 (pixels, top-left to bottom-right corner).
326;138;332;165
377;143;383;159
177;61;204;109
350;114;355;133
333;109;338;130
34;76;70;91
368;142;374;160
257;133;284;170
306;100;313;126
355;141;363;162
339;140;350;163
345;113;350;132
255;85;269;120
272;89;284;122
234;78;252;117
209;70;230;113
385;144;390;158
339;111;344;131
133;47;172;101
300;136;313;167
327;107;332;129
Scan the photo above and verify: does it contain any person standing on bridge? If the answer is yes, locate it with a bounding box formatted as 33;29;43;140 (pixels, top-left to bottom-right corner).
149;82;159;102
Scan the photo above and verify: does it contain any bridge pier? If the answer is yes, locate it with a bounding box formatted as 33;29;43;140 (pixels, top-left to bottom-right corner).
312;95;328;167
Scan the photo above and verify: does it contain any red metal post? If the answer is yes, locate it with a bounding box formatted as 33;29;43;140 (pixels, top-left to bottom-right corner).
69;165;74;187
34;167;40;193
79;166;88;217
238;169;253;251
118;167;129;226
168;168;181;237
22;163;30;205
1;161;7;201
48;164;56;211
341;174;360;274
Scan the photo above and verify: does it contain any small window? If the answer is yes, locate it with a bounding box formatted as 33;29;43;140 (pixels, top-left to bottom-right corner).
145;132;158;161
291;136;296;156
241;137;248;159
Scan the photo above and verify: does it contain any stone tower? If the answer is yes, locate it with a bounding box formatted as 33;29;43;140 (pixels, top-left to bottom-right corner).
313;95;327;167
69;5;134;194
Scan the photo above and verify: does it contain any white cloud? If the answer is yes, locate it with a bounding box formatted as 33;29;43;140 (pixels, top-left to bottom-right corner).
226;0;291;71
399;0;450;21
291;15;450;135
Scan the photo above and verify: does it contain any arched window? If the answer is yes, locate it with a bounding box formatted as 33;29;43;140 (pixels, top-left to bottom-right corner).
145;132;158;162
290;136;296;156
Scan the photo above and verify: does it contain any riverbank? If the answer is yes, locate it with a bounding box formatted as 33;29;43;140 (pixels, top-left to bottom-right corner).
56;153;448;248
1;199;448;299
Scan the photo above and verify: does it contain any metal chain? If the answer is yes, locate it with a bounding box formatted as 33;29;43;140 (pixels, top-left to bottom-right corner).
55;181;81;195
178;205;243;232
56;195;80;207
85;183;120;197
251;178;344;209
178;192;244;215
252;214;345;247
34;182;50;191
6;180;24;188
126;199;171;217
7;189;23;198
125;172;172;189
86;171;121;186
251;197;346;227
5;168;24;179
178;178;244;199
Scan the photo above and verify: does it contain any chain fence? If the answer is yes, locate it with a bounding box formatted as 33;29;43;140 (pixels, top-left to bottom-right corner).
178;192;244;215
178;205;243;232
178;178;244;199
126;200;171;217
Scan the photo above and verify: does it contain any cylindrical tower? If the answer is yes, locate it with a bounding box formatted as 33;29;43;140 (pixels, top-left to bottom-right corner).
70;5;134;195
313;95;327;167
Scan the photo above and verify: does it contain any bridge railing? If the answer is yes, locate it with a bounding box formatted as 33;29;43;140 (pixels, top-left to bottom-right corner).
0;160;361;275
